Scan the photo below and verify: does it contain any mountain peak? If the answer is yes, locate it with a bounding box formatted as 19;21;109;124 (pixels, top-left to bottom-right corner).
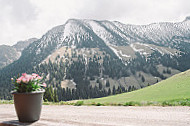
66;19;82;24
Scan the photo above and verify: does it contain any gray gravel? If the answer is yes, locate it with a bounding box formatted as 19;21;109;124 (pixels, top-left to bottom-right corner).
0;104;190;126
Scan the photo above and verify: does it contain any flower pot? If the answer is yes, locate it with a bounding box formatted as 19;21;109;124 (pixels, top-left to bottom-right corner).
12;90;45;122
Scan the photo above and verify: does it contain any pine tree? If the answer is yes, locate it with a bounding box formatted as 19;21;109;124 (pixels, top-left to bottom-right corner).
44;86;54;102
108;88;111;95
96;79;99;83
131;86;136;91
106;80;110;87
163;69;166;74
99;82;102;90
128;86;131;92
112;85;116;95
53;88;59;102
141;75;145;82
167;68;171;74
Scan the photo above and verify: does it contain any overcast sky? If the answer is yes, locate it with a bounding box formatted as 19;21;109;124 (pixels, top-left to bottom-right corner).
0;0;190;45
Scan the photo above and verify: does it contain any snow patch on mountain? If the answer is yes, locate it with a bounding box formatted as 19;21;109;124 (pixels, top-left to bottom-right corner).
86;20;114;44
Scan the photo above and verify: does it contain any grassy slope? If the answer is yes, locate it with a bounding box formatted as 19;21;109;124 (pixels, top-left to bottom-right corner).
84;69;190;104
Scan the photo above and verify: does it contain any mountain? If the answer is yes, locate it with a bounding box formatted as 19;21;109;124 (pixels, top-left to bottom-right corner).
83;69;190;104
13;38;38;52
0;45;20;69
0;38;37;69
0;17;190;100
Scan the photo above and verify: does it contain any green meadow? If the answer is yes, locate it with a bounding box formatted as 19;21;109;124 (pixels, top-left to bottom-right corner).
82;69;190;105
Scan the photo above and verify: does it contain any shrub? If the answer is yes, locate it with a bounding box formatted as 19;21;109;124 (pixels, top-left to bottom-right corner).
96;103;104;106
124;101;141;106
74;101;84;106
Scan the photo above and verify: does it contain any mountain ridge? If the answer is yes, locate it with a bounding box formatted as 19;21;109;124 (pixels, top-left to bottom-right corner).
36;17;190;51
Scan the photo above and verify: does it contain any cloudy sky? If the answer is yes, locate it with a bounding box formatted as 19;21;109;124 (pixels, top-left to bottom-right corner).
0;0;190;45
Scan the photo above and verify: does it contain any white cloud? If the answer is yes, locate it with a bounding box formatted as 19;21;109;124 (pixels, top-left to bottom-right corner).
0;0;190;45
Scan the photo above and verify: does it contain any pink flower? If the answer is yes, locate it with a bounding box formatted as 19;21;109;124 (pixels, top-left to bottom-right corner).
22;78;28;83
17;76;23;83
37;76;42;80
42;83;47;87
25;75;33;82
16;80;21;83
32;73;39;78
17;76;23;81
22;73;27;77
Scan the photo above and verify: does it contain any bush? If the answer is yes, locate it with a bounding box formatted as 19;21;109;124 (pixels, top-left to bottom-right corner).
180;101;187;106
161;101;173;106
96;103;104;106
124;101;141;106
74;101;84;106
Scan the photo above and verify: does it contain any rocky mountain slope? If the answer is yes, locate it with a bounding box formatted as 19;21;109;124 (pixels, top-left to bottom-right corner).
0;17;190;100
0;38;37;69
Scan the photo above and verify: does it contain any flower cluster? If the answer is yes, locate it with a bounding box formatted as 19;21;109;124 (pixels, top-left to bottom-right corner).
11;73;46;93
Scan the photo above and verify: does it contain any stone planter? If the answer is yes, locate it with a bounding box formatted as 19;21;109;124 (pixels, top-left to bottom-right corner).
11;90;45;122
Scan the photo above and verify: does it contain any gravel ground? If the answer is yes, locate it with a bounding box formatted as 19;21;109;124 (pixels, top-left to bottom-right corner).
0;104;190;126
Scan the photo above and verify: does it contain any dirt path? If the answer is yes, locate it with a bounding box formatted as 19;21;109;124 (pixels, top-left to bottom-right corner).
0;104;190;126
